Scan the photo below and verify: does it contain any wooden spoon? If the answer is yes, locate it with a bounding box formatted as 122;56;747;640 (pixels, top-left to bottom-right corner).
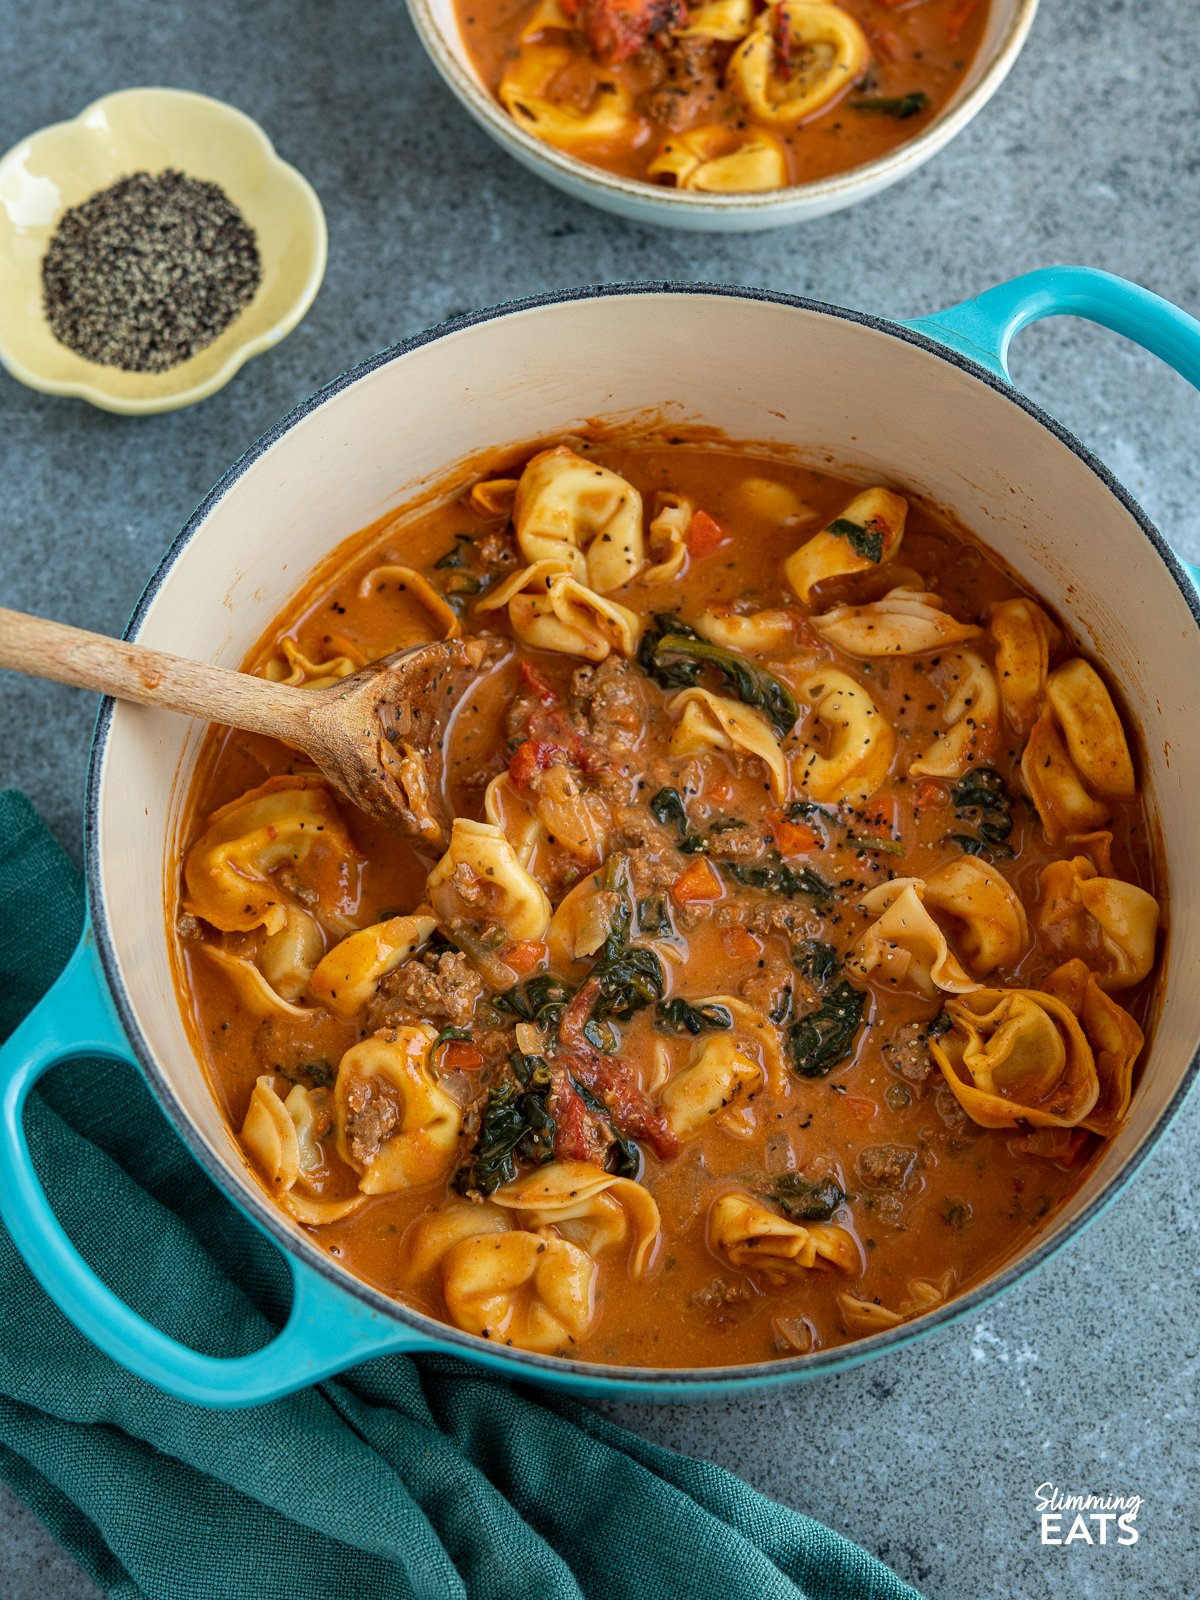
0;607;503;850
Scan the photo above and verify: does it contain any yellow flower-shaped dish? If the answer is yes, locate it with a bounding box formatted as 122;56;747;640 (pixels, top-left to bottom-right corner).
0;88;327;414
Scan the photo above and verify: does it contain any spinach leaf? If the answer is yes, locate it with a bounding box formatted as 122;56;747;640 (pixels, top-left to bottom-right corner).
943;832;1014;860
583;1018;620;1053
845;831;906;857
655;997;734;1035
946;766;1014;856
649;786;689;833
759;1172;847;1222
452;1052;556;1195
494;974;575;1030
638;613;704;688
650;634;799;738
637;895;672;938
720;855;836;907
636;613;798;737
793;938;841;992
787;981;867;1078
433;1024;472;1047
826;516;884;563
925;1009;953;1040
850;91;930;119
590;946;666;1021
434;533;474;570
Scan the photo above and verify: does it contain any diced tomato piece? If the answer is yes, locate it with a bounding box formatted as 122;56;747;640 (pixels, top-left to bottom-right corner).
577;0;688;62
914;778;948;812
509;738;566;790
946;0;978;44
685;509;728;559
505;938;547;976
518;659;559;704
670;856;724;904
868;24;901;61
441;1040;485;1072
858;795;901;837
842;1094;878;1122
723;927;760;962
549;1072;610;1164
771;816;820;856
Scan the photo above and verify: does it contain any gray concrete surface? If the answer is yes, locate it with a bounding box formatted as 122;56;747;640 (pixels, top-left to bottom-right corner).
1;0;1197;1594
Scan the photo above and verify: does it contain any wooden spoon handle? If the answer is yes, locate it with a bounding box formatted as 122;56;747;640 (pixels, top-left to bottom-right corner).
0;607;315;745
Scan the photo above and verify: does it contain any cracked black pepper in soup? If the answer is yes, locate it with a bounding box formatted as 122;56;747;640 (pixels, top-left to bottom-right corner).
41;169;261;373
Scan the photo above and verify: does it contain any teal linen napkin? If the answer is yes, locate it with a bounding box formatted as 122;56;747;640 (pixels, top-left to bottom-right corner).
0;789;922;1600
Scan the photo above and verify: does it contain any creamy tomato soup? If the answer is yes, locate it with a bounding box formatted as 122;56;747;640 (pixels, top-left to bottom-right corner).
175;434;1160;1366
455;0;990;192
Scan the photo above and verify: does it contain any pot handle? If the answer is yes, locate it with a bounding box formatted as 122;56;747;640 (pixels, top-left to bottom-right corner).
0;928;434;1407
906;265;1200;588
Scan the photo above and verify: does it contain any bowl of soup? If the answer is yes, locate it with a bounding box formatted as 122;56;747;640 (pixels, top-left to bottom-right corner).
404;0;1039;229
1;269;1198;1405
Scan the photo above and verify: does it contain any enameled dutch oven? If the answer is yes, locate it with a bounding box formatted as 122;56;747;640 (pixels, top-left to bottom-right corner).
3;266;1199;1408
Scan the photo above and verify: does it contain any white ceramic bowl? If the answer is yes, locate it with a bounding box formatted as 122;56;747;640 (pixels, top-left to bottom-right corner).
3;272;1199;1406
405;0;1038;230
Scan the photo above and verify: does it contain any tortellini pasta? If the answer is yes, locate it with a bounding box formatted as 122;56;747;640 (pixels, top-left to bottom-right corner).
1021;659;1136;841
200;907;325;1019
242;1077;366;1226
921;856;1029;976
908;650;999;779
987;597;1060;737
792;669;895;803
401;1162;660;1351
727;1;870;126
441;1231;596;1352
513;445;644;594
709;1193;860;1285
499;43;637;152
1040;960;1143;1137
784;488;907;604
847;878;978;997
836;1271;957;1334
427;817;552;942
492;1161;661;1277
643;492;691;583
477;560;642;661
929;988;1100;1129
693;607;796;653
668;687;789;800
333;1027;463;1193
263;636;363;689
659;1035;764;1140
309;912;438;1017
811;587;981;657
647;126;787;193
357;564;461;639
183;774;360;936
678;0;754;38
1035;850;1159;991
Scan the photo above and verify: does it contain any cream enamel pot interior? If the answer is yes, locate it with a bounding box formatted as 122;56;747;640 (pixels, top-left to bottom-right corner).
403;0;1038;231
2;267;1200;1408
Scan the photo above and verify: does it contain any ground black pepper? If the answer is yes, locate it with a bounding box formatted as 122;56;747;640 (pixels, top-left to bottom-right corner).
41;169;261;373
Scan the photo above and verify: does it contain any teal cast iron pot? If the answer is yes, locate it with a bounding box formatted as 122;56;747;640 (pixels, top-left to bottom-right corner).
3;266;1200;1407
